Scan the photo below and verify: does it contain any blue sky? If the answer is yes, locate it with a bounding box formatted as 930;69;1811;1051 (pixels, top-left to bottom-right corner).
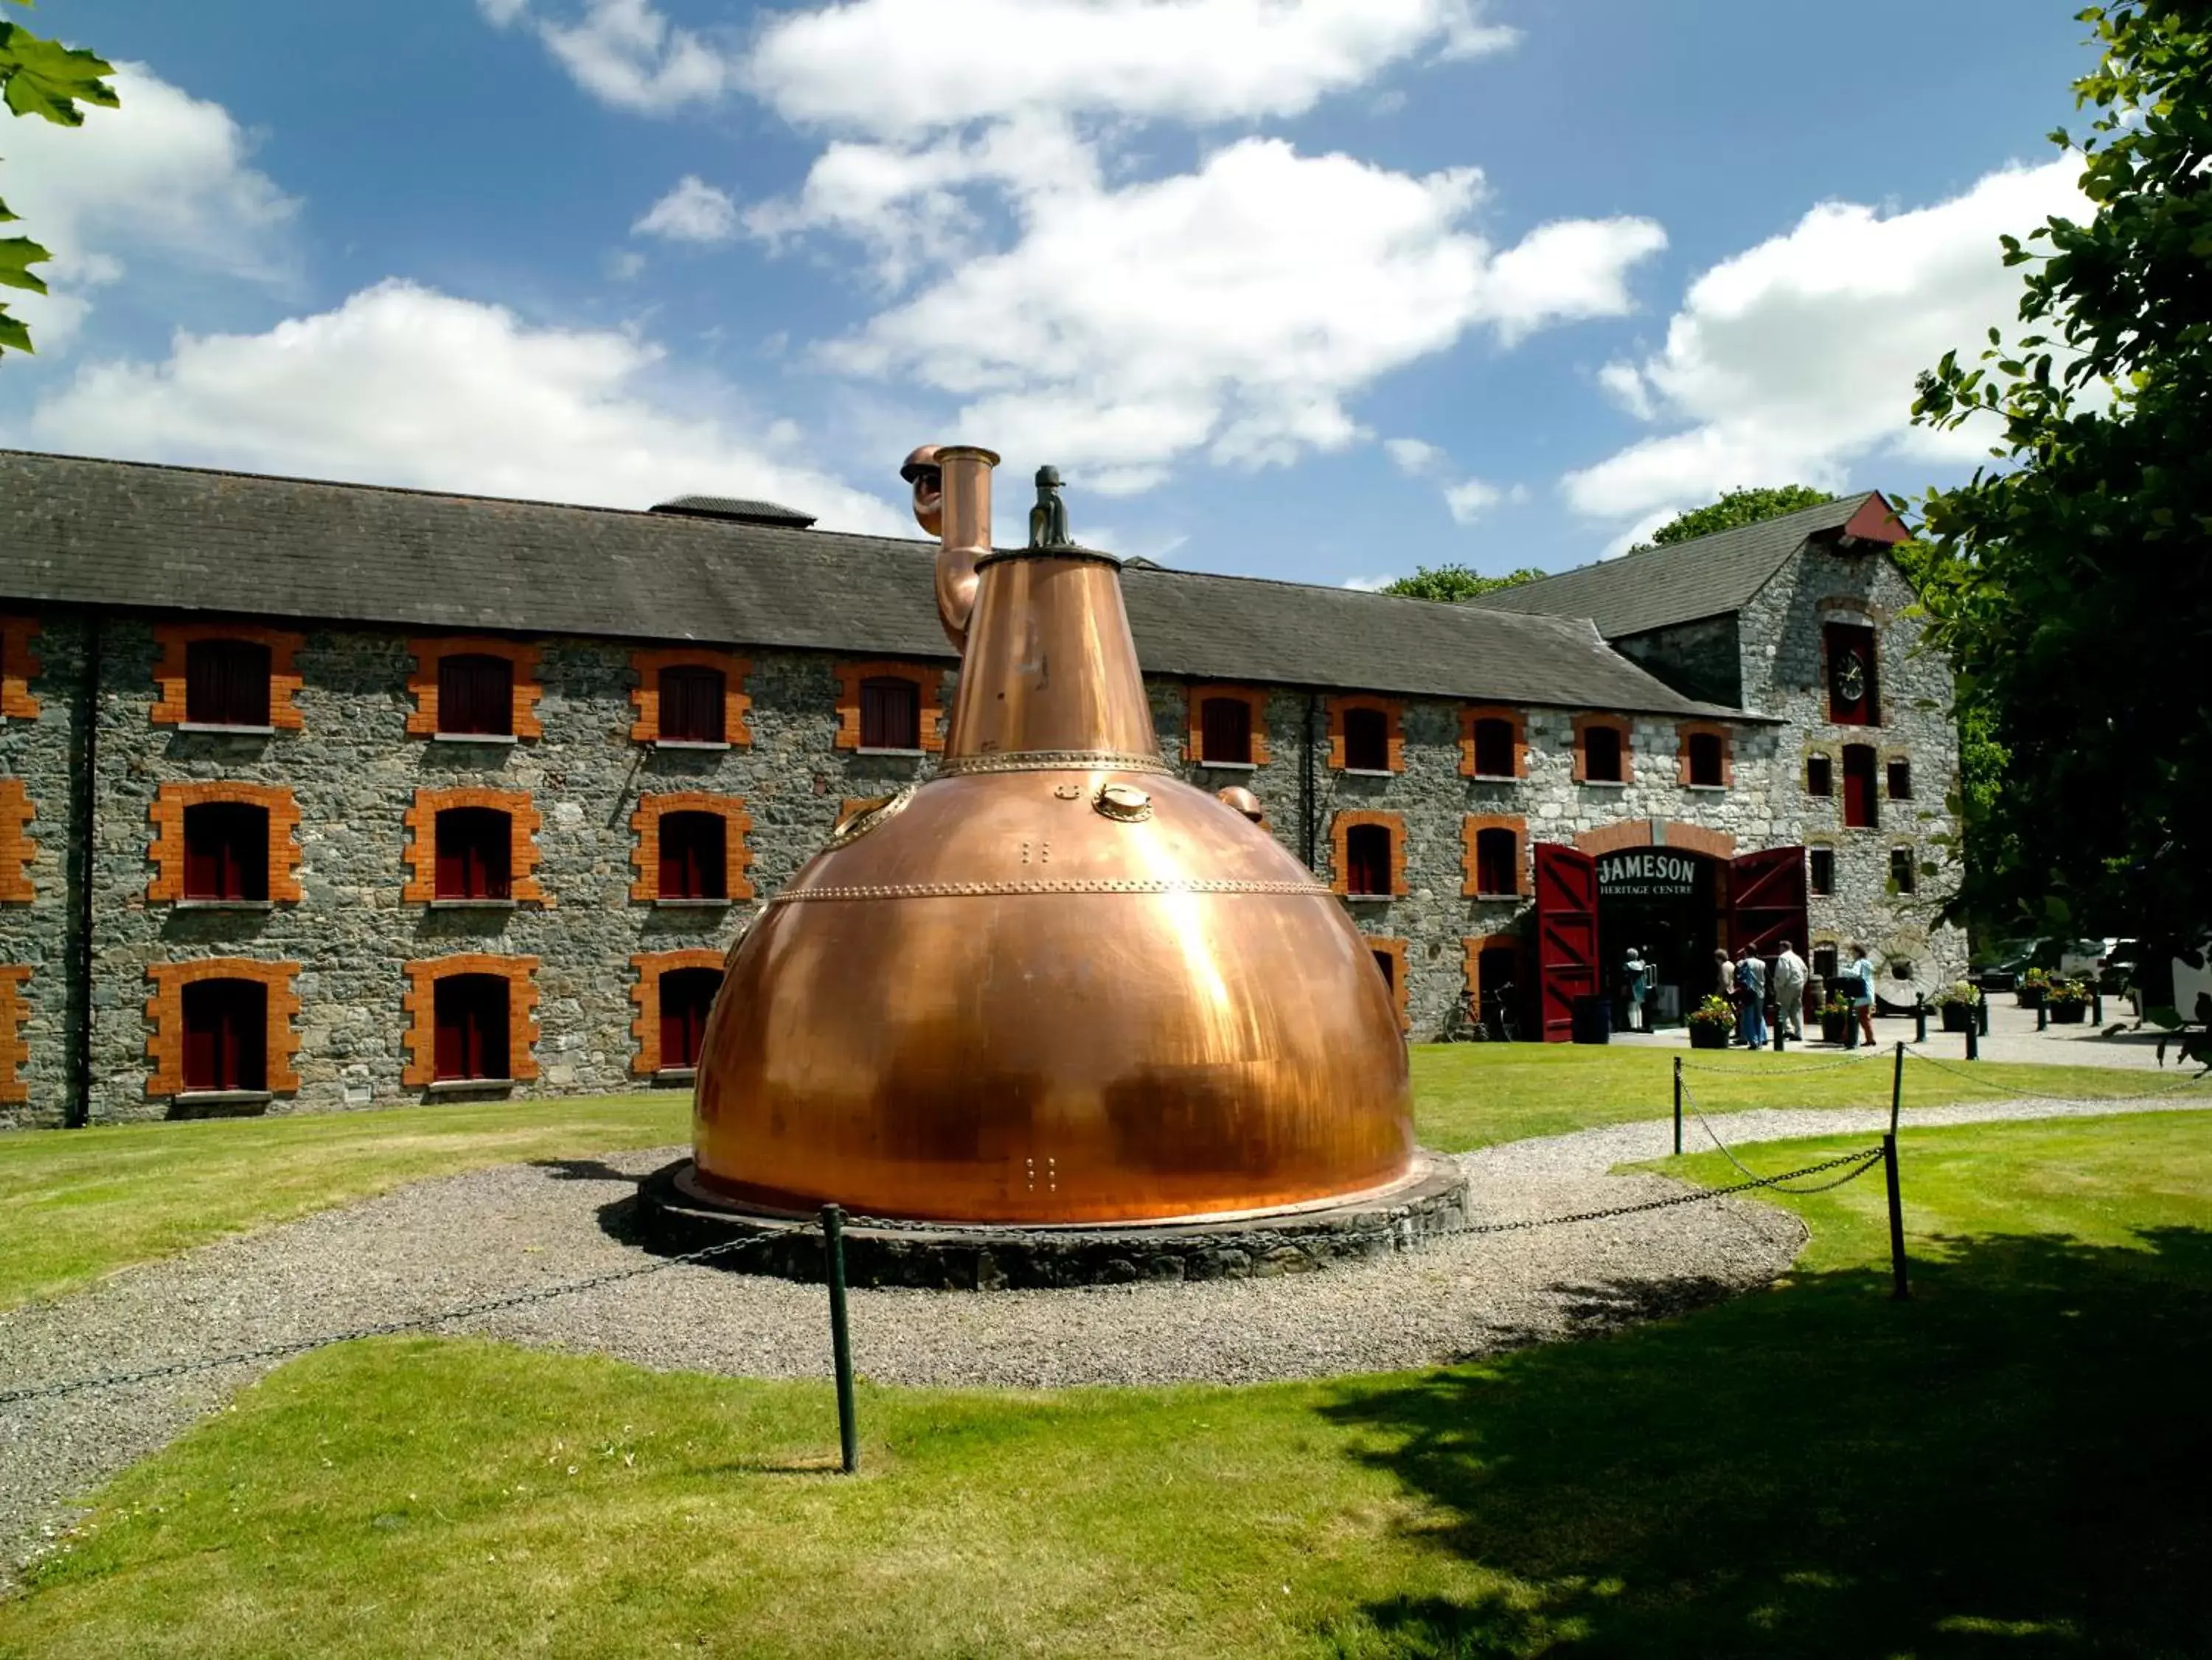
0;0;2095;586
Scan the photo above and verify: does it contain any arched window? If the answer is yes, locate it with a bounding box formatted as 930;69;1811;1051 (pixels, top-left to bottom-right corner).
1200;696;1253;765
1475;826;1519;896
859;676;921;750
184;638;272;728
182;978;267;1092
435;807;512;900
658;811;728;900
1471;717;1516;778
434;974;510;1081
658;967;722;1071
182;801;270;901
1346;823;1393;896
1688;730;1724;788
1371;949;1395;995
1342;706;1389;772
658;666;726;744
438;653;515;736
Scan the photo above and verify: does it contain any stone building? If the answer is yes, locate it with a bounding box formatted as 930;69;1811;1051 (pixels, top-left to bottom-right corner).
0;451;1962;1128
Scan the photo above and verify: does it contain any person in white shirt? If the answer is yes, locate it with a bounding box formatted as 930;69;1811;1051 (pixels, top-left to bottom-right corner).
1772;940;1809;1041
1849;943;1878;1045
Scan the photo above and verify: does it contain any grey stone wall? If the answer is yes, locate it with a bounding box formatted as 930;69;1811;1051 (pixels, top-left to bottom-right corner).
1613;615;1743;708
0;611;86;1128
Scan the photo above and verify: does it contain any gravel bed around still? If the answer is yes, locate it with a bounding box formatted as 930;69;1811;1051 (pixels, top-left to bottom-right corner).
4;1089;2205;1583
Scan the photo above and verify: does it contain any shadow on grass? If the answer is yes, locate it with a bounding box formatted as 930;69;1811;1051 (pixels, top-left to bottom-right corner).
1318;1229;2212;1658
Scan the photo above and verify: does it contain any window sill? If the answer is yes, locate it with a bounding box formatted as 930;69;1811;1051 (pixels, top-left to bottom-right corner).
173;899;275;912
428;898;518;910
855;746;927;758
1469;773;1523;784
431;732;520;745
175;1089;274;1107
1340;767;1396;778
1579;779;1629;789
654;1067;699;1084
653;739;732;752
1686;784;1728;794
1343;893;1397;904
177;722;276;736
427;1077;513;1095
1196;758;1258;772
1472;892;1523;902
653;898;729;910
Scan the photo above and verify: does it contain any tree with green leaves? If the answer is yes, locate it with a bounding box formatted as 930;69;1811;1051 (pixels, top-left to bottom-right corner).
1380;564;1545;602
0;0;117;357
1910;1;2212;991
1627;485;1836;553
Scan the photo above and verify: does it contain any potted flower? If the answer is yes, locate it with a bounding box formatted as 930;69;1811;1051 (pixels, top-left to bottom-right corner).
2017;966;2051;1009
1933;980;1981;1033
1818;994;1854;1045
2046;978;2092;1024
1687;994;1735;1050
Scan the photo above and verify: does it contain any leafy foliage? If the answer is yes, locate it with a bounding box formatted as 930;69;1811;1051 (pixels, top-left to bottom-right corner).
1628;485;1837;552
0;0;118;358
1380;563;1545;601
1910;1;2212;947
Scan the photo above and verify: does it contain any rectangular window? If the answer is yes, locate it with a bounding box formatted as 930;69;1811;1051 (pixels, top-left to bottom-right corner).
182;979;267;1092
1475;826;1517;896
1825;623;1879;725
182;802;270;901
438;654;515;736
1371;949;1395;996
184;639;273;727
1843;743;1878;828
859;676;921;750
1812;946;1839;982
1200;697;1253;765
434;974;510;1081
658;812;728;900
1887;758;1913;800
1472;717;1515;778
658;967;722;1071
1583;725;1624;784
1342;706;1389;771
435;808;512;900
1809;848;1835;896
1346;823;1392;896
659;666;726;744
1806;754;1833;797
1687;731;1724;788
1890;848;1917;895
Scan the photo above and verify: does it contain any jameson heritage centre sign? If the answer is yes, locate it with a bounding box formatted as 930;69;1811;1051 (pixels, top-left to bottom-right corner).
1595;848;1703;899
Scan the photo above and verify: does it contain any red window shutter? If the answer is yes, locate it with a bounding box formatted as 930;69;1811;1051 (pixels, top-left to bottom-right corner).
658;967;721;1069
182;980;265;1091
1842;744;1877;828
185;640;273;726
1346;824;1391;894
183;803;269;901
439;655;514;736
1200;697;1252;764
1477;828;1517;895
182;989;220;1091
660;668;725;743
1343;707;1388;770
1473;719;1514;777
437;809;511;899
436;974;509;1081
657;812;726;900
859;677;920;749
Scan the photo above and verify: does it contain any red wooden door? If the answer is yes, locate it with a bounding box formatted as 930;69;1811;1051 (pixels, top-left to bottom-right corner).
1729;846;1809;962
1533;843;1599;1043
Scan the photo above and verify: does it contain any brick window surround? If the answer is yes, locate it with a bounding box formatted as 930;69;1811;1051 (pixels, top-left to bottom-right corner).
144;958;302;1098
1676;721;1736;789
146;783;303;903
629;649;753;746
1366;936;1411;1030
1;616;41;720
1330;810;1408;898
1572;714;1634;784
401;954;540;1087
403;788;549;904
0;965;28;1104
150;622;305;730
629;793;755;903
1326;695;1405;773
630;949;726;1076
406;636;543;740
0;779;34;902
1185;685;1272;767
1573;819;1736;859
1458;705;1526;779
1461;814;1530;897
1462;933;1522;1024
833;660;945;753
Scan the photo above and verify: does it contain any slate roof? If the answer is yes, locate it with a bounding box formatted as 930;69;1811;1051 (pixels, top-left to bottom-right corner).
0;450;1751;719
1467;492;1887;638
649;495;817;528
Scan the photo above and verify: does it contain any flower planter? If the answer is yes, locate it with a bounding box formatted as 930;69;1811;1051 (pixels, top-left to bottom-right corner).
1940;1003;1976;1033
1820;1012;1852;1045
1688;1023;1731;1050
2016;984;2047;1009
2048;1002;2088;1025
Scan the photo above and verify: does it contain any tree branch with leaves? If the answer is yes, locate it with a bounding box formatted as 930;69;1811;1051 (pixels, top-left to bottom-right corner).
0;0;118;357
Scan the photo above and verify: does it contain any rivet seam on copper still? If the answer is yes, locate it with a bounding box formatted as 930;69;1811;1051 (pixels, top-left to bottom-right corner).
933;750;1174;777
769;877;1333;904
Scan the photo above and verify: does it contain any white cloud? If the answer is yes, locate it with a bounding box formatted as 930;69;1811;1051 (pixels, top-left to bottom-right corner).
1341;573;1397;591
745;0;1513;139
16;280;911;535
0;64;296;351
815;137;1663;487
1384;436;1444;475
1384;435;1514;523
1442;477;1504;523
633;175;740;243
1562;156;2091;523
478;0;735;111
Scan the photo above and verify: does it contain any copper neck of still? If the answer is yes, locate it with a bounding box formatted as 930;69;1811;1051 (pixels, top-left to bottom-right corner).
924;445;1160;764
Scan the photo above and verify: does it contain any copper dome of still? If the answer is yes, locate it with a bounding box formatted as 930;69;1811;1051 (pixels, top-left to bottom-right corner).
689;447;1414;1224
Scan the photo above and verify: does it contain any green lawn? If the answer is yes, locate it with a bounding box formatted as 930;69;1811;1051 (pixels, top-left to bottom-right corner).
1;1047;2205;1313
2;1112;2206;1657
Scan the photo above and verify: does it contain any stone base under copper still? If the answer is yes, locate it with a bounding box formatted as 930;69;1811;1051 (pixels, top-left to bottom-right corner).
676;445;1423;1238
633;1152;1470;1291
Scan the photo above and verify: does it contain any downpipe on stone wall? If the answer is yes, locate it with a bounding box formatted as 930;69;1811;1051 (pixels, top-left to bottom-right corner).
66;609;101;1129
1301;691;1319;870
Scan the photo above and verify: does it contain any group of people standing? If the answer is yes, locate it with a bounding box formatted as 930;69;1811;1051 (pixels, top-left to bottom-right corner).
1709;939;1878;1047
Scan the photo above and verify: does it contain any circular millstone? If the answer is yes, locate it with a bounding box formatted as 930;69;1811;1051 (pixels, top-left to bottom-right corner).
633;1154;1471;1291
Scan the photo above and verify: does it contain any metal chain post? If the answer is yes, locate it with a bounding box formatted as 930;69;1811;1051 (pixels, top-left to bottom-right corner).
1891;1040;1905;1137
1673;1055;1683;1157
1883;1132;1909;1300
1914;994;1927;1045
821;1204;859;1475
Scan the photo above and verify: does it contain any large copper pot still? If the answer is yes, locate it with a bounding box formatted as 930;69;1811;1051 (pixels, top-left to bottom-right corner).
690;447;1413;1224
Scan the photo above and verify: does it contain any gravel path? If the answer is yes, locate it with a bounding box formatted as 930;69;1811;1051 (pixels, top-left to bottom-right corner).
4;1089;2205;1581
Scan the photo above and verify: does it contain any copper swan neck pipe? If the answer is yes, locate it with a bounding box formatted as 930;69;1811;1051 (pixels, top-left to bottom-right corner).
931;444;998;653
